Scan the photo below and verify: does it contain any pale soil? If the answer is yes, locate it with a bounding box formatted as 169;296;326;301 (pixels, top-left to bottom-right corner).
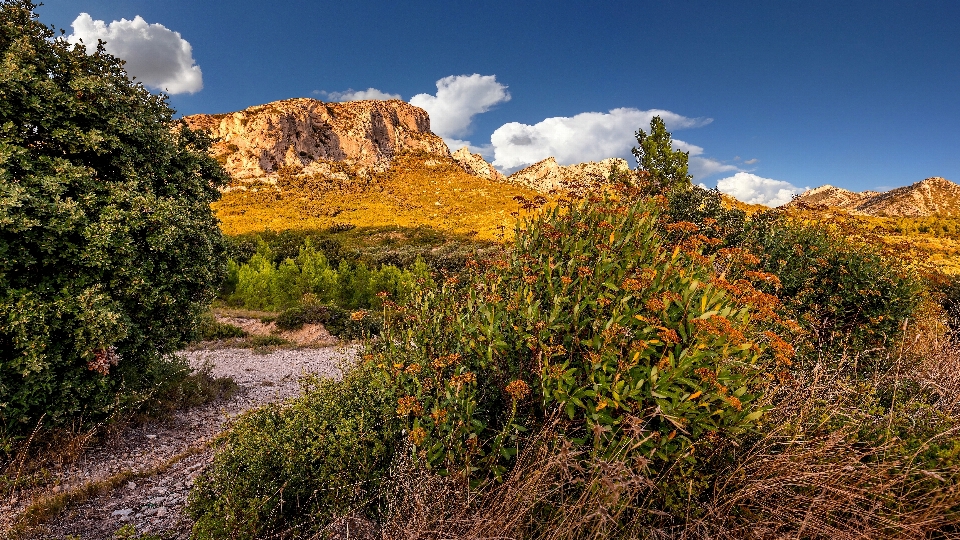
217;315;339;347
3;344;355;540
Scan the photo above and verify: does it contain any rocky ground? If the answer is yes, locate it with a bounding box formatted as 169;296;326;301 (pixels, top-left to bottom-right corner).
3;344;354;540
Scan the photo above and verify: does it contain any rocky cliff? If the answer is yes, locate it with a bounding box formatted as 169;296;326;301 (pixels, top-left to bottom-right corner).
183;98;451;180
506;157;631;193
451;147;506;182
791;177;960;217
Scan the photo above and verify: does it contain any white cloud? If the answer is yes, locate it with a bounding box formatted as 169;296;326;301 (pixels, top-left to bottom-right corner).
316;87;402;101
67;13;202;94
490;108;711;172
716;172;804;207
744;158;759;165
671;139;704;156
668;139;740;179
410;74;510;143
690;157;740;179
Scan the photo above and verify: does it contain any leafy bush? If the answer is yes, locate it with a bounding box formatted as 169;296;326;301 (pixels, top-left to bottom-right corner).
225;241;431;312
742;213;922;369
656;185;921;368
187;362;400;540
193;313;247;341
274;302;380;339
376;190;786;485
0;1;227;444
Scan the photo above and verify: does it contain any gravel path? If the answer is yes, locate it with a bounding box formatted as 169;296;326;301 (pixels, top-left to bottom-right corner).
5;345;354;540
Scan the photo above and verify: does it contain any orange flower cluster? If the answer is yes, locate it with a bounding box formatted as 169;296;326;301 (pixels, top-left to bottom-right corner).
397;396;423;416
696;368;729;396
449;372;477;390
646;298;665;312
430;408;448;424
505;379;531;400
664;221;700;234
577;266;594;277
692;314;745;345
350;310;368;321
657;328;680;345
560;276;573;286
409;427;427;446
431;353;462;370
763;330;795;366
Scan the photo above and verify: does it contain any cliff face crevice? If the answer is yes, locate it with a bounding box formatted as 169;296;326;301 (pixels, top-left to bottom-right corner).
183;98;450;180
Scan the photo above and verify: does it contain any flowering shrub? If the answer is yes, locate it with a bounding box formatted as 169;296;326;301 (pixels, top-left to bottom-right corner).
372;189;789;480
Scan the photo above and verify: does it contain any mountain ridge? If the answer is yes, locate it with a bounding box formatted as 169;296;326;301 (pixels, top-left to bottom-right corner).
790;177;960;217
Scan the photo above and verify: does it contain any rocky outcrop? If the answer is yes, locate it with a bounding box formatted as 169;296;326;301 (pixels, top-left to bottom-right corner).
451;147;506;182
790;177;960;217
506;157;630;193
857;177;960;217
183;98;450;180
789;185;877;209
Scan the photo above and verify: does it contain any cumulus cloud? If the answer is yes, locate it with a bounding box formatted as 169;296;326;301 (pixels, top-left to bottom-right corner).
716;172;804;207
67;13;202;94
410;74;510;143
490;108;711;172
315;87;402;101
690;157;740;179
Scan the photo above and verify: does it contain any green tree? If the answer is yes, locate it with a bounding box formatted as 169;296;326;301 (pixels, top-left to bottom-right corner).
632;116;693;190
0;1;228;442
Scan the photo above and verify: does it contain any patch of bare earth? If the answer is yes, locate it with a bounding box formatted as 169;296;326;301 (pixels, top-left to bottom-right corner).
3;343;355;540
218;315;339;347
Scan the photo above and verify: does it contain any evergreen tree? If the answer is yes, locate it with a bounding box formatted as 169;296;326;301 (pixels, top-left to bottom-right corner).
632;116;693;190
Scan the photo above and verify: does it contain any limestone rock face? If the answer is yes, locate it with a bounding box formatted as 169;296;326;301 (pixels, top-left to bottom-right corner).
183;98;451;180
451;147;506;182
790;185;877;209
790;177;960;216
507;157;630;193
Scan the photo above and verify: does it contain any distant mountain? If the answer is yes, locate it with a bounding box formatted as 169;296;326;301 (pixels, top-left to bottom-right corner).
506;157;631;193
183;98;450;180
790;177;960;217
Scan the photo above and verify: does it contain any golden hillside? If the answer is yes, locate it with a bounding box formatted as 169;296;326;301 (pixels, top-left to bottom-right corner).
213;152;550;239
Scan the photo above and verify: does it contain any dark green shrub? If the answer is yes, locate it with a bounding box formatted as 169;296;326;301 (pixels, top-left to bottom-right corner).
187;362;400;540
275;303;381;339
656;186;921;369
0;1;227;445
743;214;922;369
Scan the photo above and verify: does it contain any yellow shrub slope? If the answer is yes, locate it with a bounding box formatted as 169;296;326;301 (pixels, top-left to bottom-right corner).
214;153;549;240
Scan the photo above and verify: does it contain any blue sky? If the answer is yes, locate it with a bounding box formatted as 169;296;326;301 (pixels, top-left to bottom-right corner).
35;0;960;204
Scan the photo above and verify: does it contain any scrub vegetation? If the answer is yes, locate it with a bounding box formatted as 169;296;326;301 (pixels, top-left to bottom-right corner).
187;120;960;539
5;1;960;536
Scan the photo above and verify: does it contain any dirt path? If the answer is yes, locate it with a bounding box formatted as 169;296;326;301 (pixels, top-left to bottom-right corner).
5;345;354;540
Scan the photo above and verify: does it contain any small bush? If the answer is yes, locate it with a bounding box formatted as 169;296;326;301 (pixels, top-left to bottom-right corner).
187;362;400;540
193;313;247;341
274;303;381;340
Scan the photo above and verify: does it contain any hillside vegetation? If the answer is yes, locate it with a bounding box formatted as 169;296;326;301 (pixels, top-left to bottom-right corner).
187;120;960;539
214;152;550;240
